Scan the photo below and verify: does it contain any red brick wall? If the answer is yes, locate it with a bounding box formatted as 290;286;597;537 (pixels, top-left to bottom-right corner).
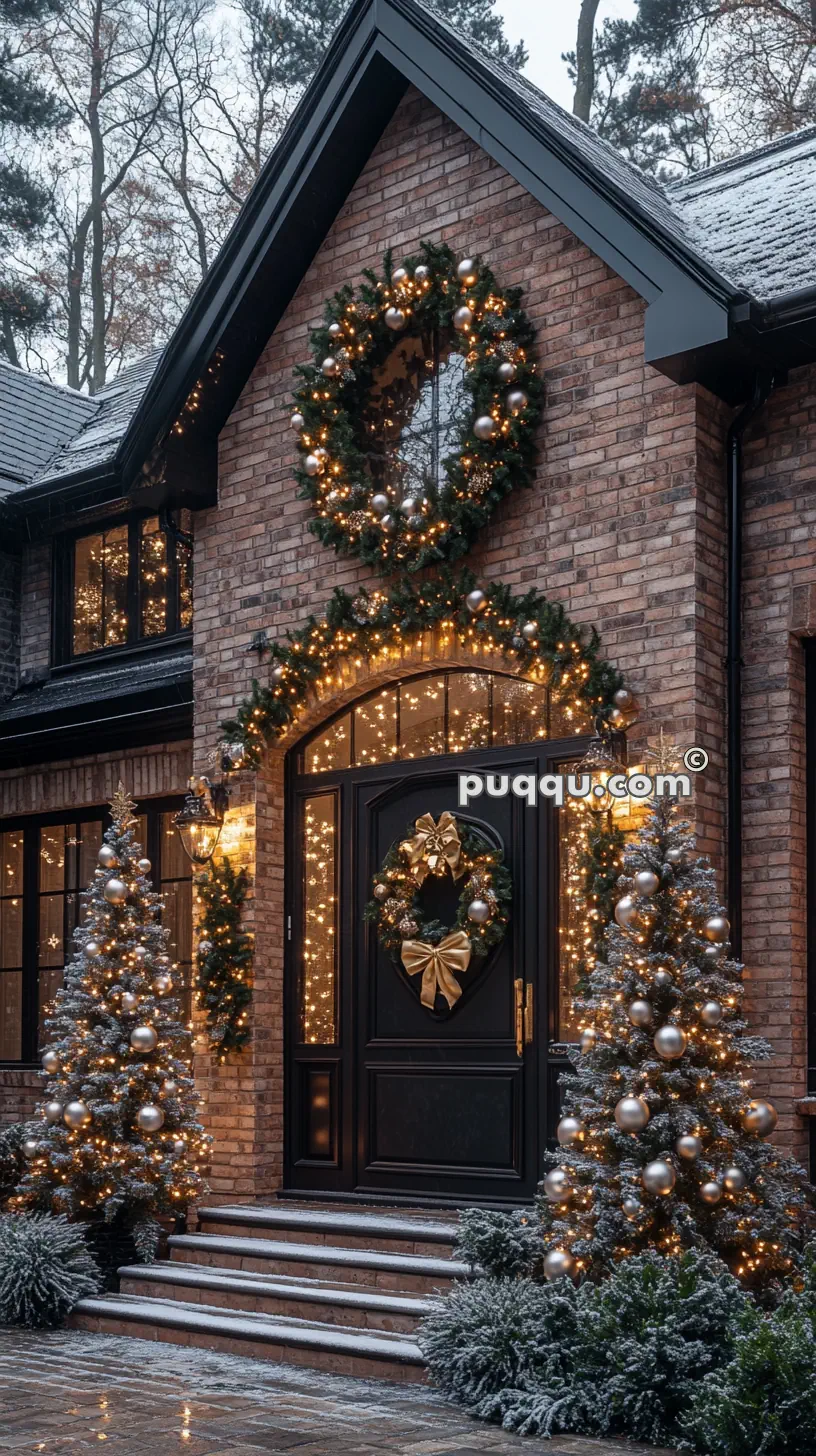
193;85;738;1197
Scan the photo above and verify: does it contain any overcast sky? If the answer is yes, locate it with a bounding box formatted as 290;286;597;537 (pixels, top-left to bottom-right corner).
494;0;637;110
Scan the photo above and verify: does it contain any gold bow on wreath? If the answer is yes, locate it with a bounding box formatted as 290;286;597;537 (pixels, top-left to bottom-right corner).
399;811;464;886
400;930;473;1010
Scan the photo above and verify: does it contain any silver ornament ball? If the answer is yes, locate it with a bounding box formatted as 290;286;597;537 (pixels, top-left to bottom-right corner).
136;1104;165;1133
391;266;408;287
614;894;640;931
98;845;119;869
653;969;674;990
456;257;477;284
172;1138;186;1155
327;322;343;340
384;307;406;331
506;389;528;415
676;1134;703;1161
304;454;321;476
321;355;339;377
373;884;390;902
613;688;634;711
467;898;491;924
22;1137;41;1160
414;264;430;283
44;1101;63;1125
137;858;151;874
642;1159;676;1196
152;975;173;996
543;1248;576;1281
270;664;285;685
371;493;390;516
473;415;497;441
723;1165;748;1193
290;411;305;431
580;1027;597;1053
634;869;660;897
453;305;473;332
380;513;396;534
742;1099;778;1136
665;847;684;867
85;940;102;958
543;1167;574;1203
556;1116;585;1147
465;588;487;614
399;496;418;518
63;1100;92;1129
130;1024;158;1054
622;1196;642;1219
700;1000;724;1027
654;1024;688;1060
134;945;148;959
703;915;730;943
120;992;138;1013
41;1050;60;1075
628;999;653;1028
103;878;128;906
160;1079;178;1096
521;621;538;642
700;1180;723;1205
615;1095;650;1132
497;360;516;383
197;939;214;955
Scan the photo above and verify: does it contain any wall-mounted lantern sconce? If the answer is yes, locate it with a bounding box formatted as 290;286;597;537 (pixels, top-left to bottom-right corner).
174;775;230;865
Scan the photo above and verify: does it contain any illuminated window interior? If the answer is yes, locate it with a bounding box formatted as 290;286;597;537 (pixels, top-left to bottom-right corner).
71;510;193;657
300;794;338;1045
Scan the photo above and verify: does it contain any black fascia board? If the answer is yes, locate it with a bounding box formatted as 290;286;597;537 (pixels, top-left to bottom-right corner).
0;678;193;770
106;0;749;490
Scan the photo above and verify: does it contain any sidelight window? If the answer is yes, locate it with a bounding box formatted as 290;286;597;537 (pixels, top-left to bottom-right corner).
300;793;338;1045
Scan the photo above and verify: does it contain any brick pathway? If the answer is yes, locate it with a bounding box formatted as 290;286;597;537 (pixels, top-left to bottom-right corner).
0;1328;678;1456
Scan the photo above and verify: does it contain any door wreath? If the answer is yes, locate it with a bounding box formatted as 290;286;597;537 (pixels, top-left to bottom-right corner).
365;811;512;1012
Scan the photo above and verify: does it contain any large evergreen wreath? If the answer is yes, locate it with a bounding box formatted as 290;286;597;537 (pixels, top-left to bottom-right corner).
291;241;541;573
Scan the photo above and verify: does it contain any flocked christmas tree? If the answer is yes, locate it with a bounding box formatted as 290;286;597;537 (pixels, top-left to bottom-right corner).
14;786;209;1240
541;792;812;1291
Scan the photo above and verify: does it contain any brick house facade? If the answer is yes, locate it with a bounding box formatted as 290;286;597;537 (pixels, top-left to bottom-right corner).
1;0;815;1207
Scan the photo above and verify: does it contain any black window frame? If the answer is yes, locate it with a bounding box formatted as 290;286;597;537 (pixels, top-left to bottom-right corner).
0;795;191;1068
53;509;192;668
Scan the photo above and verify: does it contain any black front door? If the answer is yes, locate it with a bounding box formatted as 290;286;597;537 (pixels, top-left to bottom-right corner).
286;689;585;1204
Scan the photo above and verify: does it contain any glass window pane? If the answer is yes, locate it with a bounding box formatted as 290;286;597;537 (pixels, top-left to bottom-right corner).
73;531;104;654
160;811;188;881
140;515;169;638
39;969;63;1046
303;715;351;774
1;896;22;968
492;676;549;746
353;689;397;766
399;677;445;760
447;672;491;752
162;879;192;969
39;826;67;893
39;895;63;967
178;509;193;630
0;974;22;1059
550;693;593;739
1;830;23;895
77;821;103;887
301;794;337;1045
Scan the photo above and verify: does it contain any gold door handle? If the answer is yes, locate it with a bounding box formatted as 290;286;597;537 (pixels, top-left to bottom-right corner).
524;982;534;1044
514;978;524;1057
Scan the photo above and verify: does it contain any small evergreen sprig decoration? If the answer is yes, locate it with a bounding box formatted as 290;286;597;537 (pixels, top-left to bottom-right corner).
195;856;253;1062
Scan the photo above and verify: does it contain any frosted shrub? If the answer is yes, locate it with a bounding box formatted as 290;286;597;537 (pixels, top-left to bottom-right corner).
454;1207;541;1277
0;1212;101;1327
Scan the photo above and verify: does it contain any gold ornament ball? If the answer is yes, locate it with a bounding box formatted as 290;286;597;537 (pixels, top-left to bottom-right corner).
85;939;102;957
22;1137;41;1160
614;894;639;931
556;1116;585;1147
384;307;406;331
628;999;653;1028
321;355;339;376
580;1027;597;1053
63;1100;92;1129
497;360;516;383
700;1180;723;1205
634;869;660;897
290;411;305;431
103;878;128;906
622;1196;642;1219
521;621;538;642
676;1134;703;1160
642;1159;676;1196
613;688;634;711
130;1024;158;1054
456;257;477;284
465;588;487;614
44;1101;63;1125
373;883;390;902
304;453;321;476
391;266;408;286
703;915;730;943
654;1024;687;1060
506;388;528;415
136;1104;165;1133
742;1099;778;1136
543;1167;574;1202
700;1000;724;1027
543;1248;576;1281
614;1095;650;1132
98;845;119;869
723;1165;748;1193
120;992;138;1012
414;264;430;283
41;1050;60;1075
153;975;173;996
467;898;491;924
473;415;497;441
453;305;473;332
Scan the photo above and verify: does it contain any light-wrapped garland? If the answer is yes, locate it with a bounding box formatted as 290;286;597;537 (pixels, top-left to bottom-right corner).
365;812;512;1012
290;240;541;573
222;568;625;768
195;856;253;1062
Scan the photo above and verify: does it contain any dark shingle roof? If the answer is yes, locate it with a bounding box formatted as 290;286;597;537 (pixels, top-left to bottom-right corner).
0;364;97;497
31;349;163;487
0;651;191;728
668;127;816;303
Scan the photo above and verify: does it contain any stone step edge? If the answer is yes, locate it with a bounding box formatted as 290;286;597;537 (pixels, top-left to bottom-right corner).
118;1262;440;1315
169;1233;474;1280
72;1294;425;1364
196;1205;458;1244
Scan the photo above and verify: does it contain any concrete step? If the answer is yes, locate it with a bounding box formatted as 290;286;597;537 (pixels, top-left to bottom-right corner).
169;1232;472;1294
118;1261;438;1333
69;1293;426;1382
196;1204;459;1257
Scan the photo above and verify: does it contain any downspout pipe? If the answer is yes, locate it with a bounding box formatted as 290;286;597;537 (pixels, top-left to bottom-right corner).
726;371;775;958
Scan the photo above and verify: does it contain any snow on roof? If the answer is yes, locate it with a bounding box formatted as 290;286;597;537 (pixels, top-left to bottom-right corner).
0;363;97;497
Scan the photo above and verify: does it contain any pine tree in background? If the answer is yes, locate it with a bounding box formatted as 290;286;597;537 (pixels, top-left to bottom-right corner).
541;794;812;1291
14;786;209;1239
